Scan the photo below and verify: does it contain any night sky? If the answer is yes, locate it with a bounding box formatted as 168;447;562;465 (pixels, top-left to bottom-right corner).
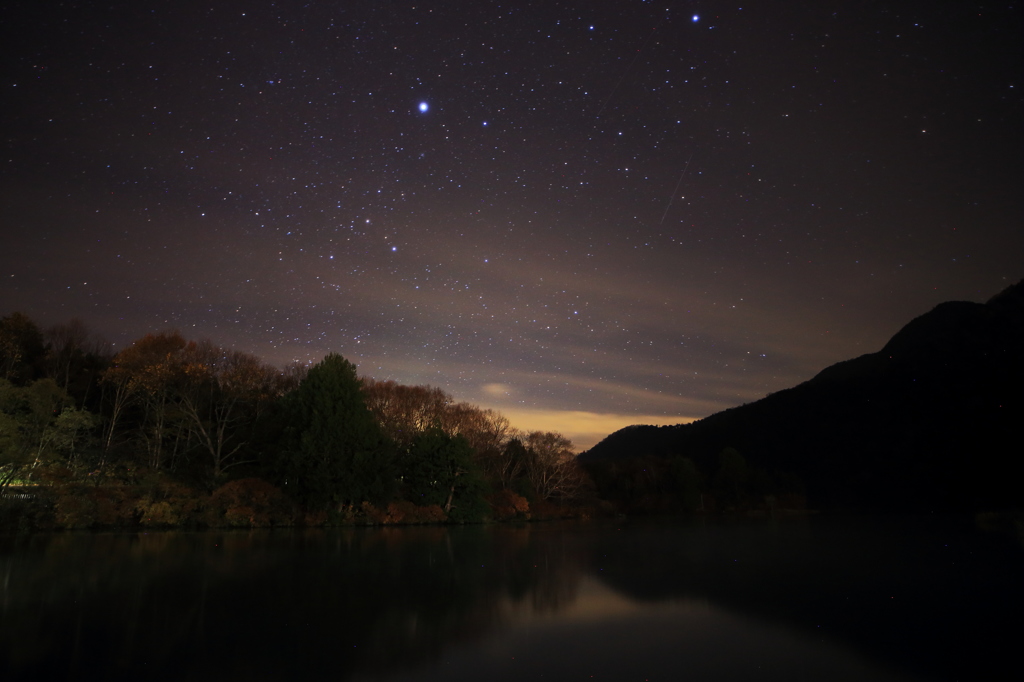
2;1;1021;448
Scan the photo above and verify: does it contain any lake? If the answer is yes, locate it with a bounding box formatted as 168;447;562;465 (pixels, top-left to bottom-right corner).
1;515;1020;681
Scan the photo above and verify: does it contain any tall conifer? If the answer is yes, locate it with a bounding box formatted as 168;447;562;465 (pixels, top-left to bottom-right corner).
270;354;394;510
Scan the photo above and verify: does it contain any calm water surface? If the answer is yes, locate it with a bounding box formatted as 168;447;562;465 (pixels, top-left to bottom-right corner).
1;515;1020;681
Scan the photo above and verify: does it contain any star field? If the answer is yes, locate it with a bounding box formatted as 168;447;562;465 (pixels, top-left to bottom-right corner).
2;1;1021;447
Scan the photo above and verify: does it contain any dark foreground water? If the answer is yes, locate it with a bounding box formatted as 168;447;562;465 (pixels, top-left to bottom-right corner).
1;515;1021;681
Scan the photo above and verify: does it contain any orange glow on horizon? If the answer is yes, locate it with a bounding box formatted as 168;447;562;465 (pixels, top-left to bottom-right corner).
497;408;697;452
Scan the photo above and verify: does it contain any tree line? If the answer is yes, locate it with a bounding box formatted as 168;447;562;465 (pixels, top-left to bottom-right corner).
0;312;592;529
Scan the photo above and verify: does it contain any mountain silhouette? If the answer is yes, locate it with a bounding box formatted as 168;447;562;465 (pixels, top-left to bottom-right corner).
581;280;1024;511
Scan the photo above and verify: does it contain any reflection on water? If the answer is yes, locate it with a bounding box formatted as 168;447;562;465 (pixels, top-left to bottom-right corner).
1;516;1020;681
370;577;911;682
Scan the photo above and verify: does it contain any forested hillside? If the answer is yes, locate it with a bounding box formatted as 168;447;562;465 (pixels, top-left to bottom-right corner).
581;280;1024;512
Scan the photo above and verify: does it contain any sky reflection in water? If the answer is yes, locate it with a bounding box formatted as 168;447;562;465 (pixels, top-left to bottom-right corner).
367;576;914;682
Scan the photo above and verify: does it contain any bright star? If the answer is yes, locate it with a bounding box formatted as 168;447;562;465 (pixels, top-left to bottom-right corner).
692;15;700;22
418;102;429;112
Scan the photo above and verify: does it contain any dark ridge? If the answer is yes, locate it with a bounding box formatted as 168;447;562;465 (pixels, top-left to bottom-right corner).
580;280;1024;511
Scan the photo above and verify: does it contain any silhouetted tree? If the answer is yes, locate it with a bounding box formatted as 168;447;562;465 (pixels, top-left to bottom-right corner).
491;436;529;490
523;431;590;502
176;341;285;477
40;318;111;408
400;427;488;521
0;313;45;383
267;354;395;511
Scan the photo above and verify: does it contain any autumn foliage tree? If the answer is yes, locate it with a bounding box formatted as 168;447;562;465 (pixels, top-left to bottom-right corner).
361;379;454;447
100;332;187;468
362;378;524;488
175;341;286;476
1;310;602;527
100;332;287;477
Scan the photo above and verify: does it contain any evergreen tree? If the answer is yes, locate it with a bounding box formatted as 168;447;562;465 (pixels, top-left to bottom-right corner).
267;354;395;510
400;426;488;521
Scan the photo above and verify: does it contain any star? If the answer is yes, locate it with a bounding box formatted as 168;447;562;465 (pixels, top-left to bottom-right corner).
0;0;1017;450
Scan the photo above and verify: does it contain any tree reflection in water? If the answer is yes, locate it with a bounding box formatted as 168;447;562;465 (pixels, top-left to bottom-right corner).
0;525;587;680
1;517;1020;681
